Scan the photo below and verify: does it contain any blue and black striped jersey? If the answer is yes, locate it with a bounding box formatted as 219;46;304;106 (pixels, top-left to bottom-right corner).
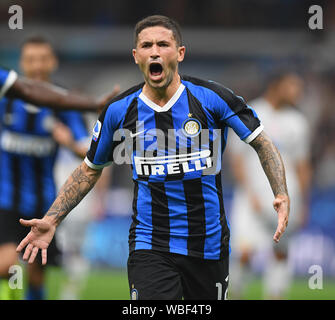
0;97;88;217
0;68;17;99
85;75;263;260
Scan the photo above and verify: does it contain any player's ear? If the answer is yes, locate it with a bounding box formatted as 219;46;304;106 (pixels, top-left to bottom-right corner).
177;46;186;63
132;49;138;64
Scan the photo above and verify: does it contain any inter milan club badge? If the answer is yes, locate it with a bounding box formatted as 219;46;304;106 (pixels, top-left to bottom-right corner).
182;114;201;137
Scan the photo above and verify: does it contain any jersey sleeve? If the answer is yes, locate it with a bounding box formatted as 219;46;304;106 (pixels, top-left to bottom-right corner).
210;83;263;143
0;68;17;99
84;103;123;170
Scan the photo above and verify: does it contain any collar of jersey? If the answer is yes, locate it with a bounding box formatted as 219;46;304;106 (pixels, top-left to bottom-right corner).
138;83;185;113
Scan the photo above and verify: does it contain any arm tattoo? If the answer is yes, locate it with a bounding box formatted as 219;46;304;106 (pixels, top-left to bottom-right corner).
46;162;101;225
249;131;288;197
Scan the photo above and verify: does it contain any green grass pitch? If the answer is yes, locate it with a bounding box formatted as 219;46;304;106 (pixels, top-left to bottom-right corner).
43;267;335;300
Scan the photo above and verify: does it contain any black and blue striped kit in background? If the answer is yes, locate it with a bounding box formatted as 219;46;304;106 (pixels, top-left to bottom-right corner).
0;67;88;218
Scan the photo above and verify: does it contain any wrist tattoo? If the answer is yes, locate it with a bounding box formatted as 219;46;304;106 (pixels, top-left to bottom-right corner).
46;163;101;225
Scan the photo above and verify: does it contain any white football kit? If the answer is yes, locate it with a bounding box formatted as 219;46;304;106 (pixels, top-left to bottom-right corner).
229;97;309;252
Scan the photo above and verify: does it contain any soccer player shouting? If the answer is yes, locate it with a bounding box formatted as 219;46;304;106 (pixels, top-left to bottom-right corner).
17;15;290;300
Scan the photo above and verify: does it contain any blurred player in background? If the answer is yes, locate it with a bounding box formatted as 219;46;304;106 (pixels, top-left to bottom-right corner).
229;71;312;299
0;36;91;300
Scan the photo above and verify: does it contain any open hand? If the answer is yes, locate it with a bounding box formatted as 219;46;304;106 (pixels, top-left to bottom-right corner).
272;194;290;243
16;218;56;265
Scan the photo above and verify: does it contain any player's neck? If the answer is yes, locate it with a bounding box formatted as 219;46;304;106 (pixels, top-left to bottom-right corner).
142;74;181;107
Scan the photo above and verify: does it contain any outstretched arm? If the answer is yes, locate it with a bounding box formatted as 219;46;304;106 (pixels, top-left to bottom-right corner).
7;76;120;111
249;131;290;242
16;162;102;264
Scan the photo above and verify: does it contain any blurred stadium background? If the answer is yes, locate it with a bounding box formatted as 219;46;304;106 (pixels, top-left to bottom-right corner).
1;0;335;299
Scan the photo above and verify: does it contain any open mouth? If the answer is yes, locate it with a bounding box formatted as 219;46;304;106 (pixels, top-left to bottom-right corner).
149;62;163;77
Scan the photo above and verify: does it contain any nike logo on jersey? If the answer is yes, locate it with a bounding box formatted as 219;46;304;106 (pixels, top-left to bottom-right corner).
130;129;146;138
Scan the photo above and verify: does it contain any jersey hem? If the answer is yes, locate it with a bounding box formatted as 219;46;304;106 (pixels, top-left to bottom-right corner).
129;243;229;261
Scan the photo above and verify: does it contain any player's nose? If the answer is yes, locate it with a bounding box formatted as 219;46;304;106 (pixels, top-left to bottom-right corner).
150;44;160;59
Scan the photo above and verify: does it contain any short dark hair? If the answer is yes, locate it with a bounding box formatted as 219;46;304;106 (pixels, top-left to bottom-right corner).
134;15;182;47
265;68;301;88
21;36;54;51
